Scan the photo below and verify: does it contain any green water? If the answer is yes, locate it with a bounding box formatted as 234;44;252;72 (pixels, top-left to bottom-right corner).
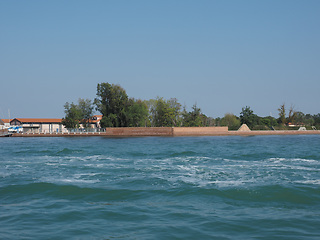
1;135;320;239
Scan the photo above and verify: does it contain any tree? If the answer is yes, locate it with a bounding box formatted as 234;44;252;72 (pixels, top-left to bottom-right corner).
94;83;129;127
287;105;296;124
125;99;149;127
146;97;182;127
78;98;94;128
182;104;203;127
240;106;257;128
215;117;222;126
278;103;286;125
294;111;305;125
151;97;175;127
204;117;215;126
220;113;240;130
167;98;182;126
62;99;94;129
313;114;320;127
144;99;157;127
62;102;83;129
260;116;277;128
304;114;315;126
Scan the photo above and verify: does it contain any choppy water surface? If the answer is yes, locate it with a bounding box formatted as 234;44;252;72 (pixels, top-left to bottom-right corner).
1;135;320;239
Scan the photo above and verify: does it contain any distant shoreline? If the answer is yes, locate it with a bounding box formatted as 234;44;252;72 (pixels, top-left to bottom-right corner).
5;129;320;137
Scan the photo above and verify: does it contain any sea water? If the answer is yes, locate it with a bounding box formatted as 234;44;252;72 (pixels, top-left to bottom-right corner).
0;135;319;239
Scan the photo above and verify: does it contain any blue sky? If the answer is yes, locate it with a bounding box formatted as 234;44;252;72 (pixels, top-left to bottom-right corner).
1;0;319;118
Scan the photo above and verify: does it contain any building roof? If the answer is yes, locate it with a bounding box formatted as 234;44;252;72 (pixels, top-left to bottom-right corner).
1;119;11;124
89;115;103;123
8;116;102;125
11;118;63;124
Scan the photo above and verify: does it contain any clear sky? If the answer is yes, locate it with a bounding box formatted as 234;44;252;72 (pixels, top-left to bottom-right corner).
1;0;319;119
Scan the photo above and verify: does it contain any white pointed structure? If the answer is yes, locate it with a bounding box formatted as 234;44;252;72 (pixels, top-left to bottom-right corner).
238;124;251;132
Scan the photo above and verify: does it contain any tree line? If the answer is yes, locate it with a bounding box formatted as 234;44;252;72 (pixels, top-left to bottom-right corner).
218;105;320;130
62;82;320;130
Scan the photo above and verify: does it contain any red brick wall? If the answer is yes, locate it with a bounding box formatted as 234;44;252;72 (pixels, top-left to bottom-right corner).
102;127;228;136
103;127;173;136
173;127;228;136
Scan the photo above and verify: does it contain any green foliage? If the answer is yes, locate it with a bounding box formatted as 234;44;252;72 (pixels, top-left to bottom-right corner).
292;112;318;127
220;113;240;130
78;98;94;127
94;83;151;127
204;117;215;126
146;97;181;127
260;116;277;128
304;114;315;126
152;97;175;127
294;111;305;125
167;98;182;126
278;103;286;125
100;114;117;128
287;105;297;124
62;98;93;129
240;106;258;129
62;82;320;131
313;114;320;128
144;99;157;127
182;104;204;127
125;99;149;127
94;83;128;127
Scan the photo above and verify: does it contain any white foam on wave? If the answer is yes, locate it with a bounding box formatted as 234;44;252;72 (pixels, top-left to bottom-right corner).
38;154;320;189
73;173;102;178
41;177;100;184
0;171;12;178
295;179;320;185
59;178;100;184
45;163;58;166
40;172;101;184
267;157;319;164
291;158;319;163
287;165;319;171
268;157;287;163
209;180;249;187
140;154;320;188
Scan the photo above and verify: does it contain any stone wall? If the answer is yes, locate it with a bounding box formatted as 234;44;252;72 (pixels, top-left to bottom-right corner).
102;127;228;137
173;127;228;136
103;127;173;136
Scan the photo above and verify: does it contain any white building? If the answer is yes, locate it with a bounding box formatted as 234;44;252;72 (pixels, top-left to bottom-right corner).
0;119;10;130
10;118;68;133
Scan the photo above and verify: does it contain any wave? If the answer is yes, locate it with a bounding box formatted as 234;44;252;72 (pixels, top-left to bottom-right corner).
0;182;156;204
162;185;320;205
55;148;84;155
13;149;55;156
170;151;197;157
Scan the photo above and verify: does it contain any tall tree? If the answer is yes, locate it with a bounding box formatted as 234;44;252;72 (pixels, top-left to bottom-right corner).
278;103;286;125
240;106;257;128
144;99;157;127
151;97;176;127
182;104;203;127
167;98;182;126
94;83;129;127
287;105;296;124
125;98;149;127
